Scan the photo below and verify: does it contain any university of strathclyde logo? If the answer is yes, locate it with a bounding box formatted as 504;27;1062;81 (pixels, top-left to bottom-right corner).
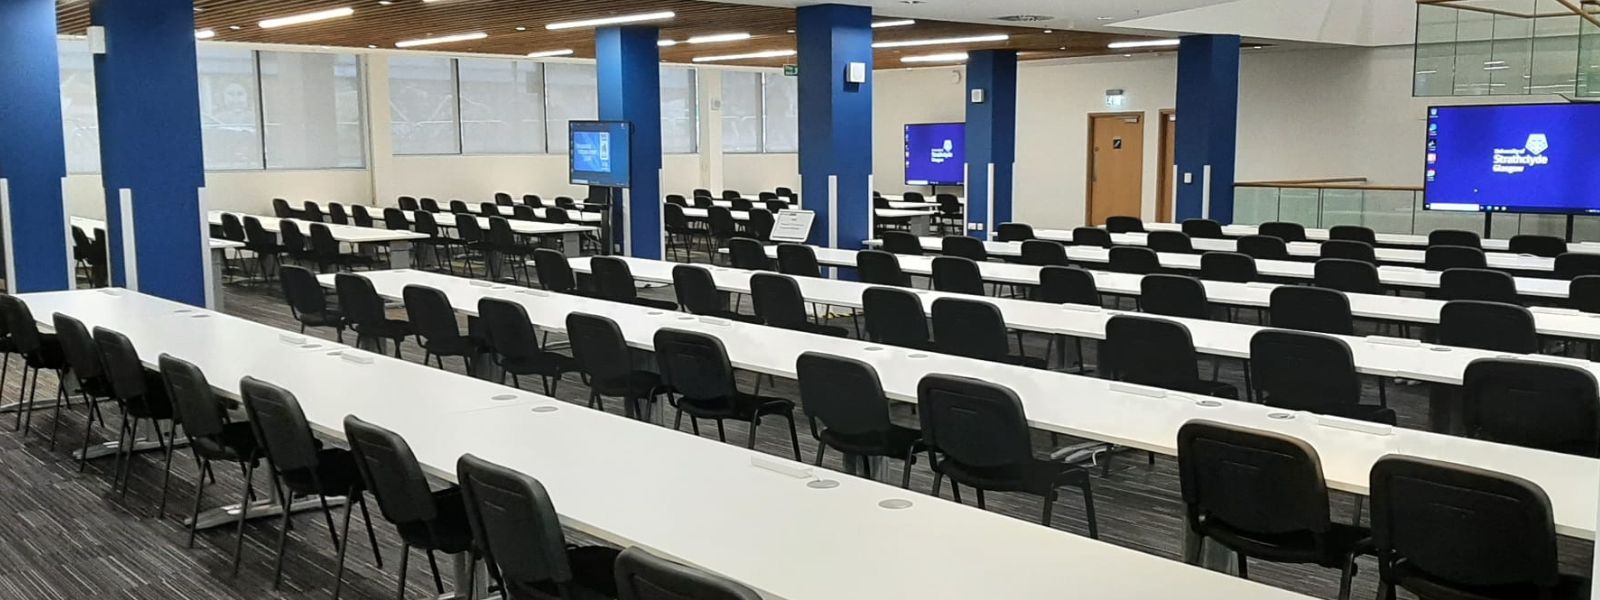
1492;133;1551;174
1525;133;1549;156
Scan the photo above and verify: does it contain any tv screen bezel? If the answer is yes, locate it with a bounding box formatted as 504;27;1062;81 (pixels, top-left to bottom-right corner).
1422;101;1600;216
904;122;966;187
568;120;632;189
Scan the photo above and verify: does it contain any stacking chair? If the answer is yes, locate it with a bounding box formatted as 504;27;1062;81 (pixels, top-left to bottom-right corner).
1148;231;1194;254
243;216;285;281
1461;358;1600;457
1250;330;1395;423
453;213;491;277
1237;235;1289;260
532;248;588;296
478;297;579;395
796;353;922;487
1108;246;1160;274
494;192;514;206
278;220;316;266
93;327;179;501
1329;225;1376;245
1574;275;1600;316
1510;234;1567;258
302;201;326;223
567;313;670;419
746;209;775;243
457;454;621;600
1178;421;1371;600
1428;228;1481;249
1258;221;1307;243
1320;240;1376;264
930;297;1044;368
397;196;420;211
309;223;376;273
487;217;539;285
1019;240;1069;266
420;197;442;213
857;250;912;287
0;295;66;437
1199;251;1257;283
1314;258;1383;295
750;273;849;337
344;416;472;599
522;194;544;208
335;273;412;357
615;547;761;600
935;194;964;235
1439;268;1519;304
404;284;483;372
1034;266;1100;306
1103;315;1237;398
327;202;350;225
449;200;471;214
775;244;822;278
1072;227;1113;248
382;207;412;233
273;198;295;218
1555;252;1600;279
1270;286;1355;335
157;355;259;565
1105;215;1144;233
862;287;932;350
410;211;456;274
350;204;376;228
1438;300;1539;354
918;374;1097;536
995;222;1035;242
881;230;924;255
280;265;345;342
664;203;701;261
591;257;678;310
653;329;802;458
239;377;378;589
1139;274;1209;319
1424;245;1486;271
931;256;986;296
1182;219;1224;239
1370;456;1586;600
941;235;988;262
54;314;114;458
672;265;756;323
727;237;772;271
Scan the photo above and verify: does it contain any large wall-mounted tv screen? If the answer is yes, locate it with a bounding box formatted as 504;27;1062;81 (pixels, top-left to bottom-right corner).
1424;103;1600;215
569;120;632;188
904;122;966;186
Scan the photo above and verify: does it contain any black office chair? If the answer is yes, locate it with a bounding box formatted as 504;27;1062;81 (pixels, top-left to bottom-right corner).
1140;274;1209;319
1178;421;1371;600
478;297;579;395
1555;253;1600;279
343;415;469;599
935;194;964;235
1438;300;1539;354
1034;266;1100;306
156;355;260;568
327;202;350;225
1369;456;1586;600
486;217;539;285
664;203;701;261
1270;286;1355;335
1329;225;1376;245
1460;358;1600;457
397;196;420;211
1574;276;1600;315
334;273;411;357
1439;268;1520;304
1105;216;1144;233
1182;219;1224;239
653;329;802;459
615;546;761;600
1103;315;1237;398
995;223;1035;243
941;235;988;262
917;374;1097;536
775;244;821;278
796;352;922;487
671;265;757;323
522;194;544;208
746;209;775;243
1258;221;1307;243
1108;246;1160;274
451;213;492;277
1019;240;1069;266
457;454;620;600
1148;230;1194;254
1428;228;1481;249
351;204;376;228
857;250;912;287
567;313;670;420
1250;330;1395;423
278;220;316;266
1510;235;1567;258
881;230;924;256
95;326;180;502
591;257;678;311
0;295;66;438
707;207;742;251
238;376;379;589
727;237;771;271
53;314;113;460
302;201;326;223
532;248;588;297
1072;227;1112;248
1320;240;1376;264
931;256;986;296
749;273;849;337
1199;251;1257;283
310;223;376;273
862;287;931;350
416;197;440;213
1425;245;1486;271
448;199;471;214
403;284;483;373
410;211;455;274
1314;259;1383;295
930;297;1045;368
1238;235;1289;260
493;192;513;206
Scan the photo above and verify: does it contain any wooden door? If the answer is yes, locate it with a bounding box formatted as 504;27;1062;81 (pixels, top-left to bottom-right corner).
1156;110;1176;223
1086;113;1145;226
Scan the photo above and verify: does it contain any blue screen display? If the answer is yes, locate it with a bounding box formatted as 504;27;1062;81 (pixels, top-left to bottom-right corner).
569;121;631;188
1425;103;1600;214
904;123;965;186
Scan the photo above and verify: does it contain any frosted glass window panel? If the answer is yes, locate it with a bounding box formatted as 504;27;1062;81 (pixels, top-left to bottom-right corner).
196;46;264;170
58;39;101;174
389;56;461;155
1579;18;1600;97
660;66;698;154
761;72;799;153
721;70;762;153
1414;4;1460;96
1451;10;1497;95
1359;190;1418;235
460;58;547;154
260;52;365;169
1487;14;1534;95
545;63;598;154
1529;15;1579;95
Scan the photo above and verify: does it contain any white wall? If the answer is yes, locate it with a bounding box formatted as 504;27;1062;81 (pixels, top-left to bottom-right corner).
723;154;798;195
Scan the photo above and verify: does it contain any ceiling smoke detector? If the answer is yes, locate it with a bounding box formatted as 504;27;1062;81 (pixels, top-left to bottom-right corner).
995;15;1054;23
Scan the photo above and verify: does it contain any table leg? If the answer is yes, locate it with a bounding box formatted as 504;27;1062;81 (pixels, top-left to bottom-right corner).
446;551;488;599
560;233;582;257
387;241;415;269
1182;524;1239;574
209;247;227;311
184;468;347;530
1427;382;1460;434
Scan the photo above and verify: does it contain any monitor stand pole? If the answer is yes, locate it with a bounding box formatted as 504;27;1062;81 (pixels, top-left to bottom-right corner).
1567;215;1576;243
1482;212;1493;240
588;185;615;256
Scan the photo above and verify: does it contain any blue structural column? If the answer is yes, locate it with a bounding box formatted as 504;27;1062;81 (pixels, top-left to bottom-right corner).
797;4;873;250
92;0;209;306
596;26;663;259
0;0;72;293
1174;34;1241;224
964;50;1018;239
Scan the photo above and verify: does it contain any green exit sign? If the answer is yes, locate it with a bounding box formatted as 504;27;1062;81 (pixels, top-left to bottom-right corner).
783;64;799;77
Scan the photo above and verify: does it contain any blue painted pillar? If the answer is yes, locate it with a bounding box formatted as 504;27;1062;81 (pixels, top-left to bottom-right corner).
93;0;209;306
797;4;873;250
596;26;663;259
0;0;72;293
1174;34;1240;224
965;50;1018;239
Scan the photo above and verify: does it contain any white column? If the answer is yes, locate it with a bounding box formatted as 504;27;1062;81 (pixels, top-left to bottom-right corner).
698;68;724;192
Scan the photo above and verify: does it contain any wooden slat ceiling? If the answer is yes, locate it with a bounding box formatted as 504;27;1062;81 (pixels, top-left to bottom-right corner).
56;0;1171;67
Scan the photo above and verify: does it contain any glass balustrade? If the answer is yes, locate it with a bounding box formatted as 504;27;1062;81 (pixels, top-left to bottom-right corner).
1232;182;1600;240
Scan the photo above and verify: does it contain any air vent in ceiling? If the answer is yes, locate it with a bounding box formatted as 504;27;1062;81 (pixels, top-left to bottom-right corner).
995;15;1055;22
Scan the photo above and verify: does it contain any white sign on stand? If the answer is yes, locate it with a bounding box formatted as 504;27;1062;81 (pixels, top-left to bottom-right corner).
770;209;815;243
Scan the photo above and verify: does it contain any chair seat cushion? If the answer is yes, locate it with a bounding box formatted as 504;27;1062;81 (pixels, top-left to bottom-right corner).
299;310;345;328
1201;519;1371;569
499;352;579;378
193;421;259;463
936;457;1090;497
628;297;679;311
1389;559;1591;600
592;370;669;399
677;392;793;421
282;448;365;496
395;486;474;554
354;318;412;340
423;334;485;357
821;424;923;459
514;546;622;600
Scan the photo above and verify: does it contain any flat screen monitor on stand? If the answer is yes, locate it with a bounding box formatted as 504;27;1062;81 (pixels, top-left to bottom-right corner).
904;122;966;197
570;120;632;255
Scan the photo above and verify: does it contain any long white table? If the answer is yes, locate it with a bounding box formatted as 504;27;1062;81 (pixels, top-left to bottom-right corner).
72;217;241;310
397;210;594;258
1062;231;1563;273
209;210;429;271
471;204;605;224
1137;222;1600;255
329;269;1600;541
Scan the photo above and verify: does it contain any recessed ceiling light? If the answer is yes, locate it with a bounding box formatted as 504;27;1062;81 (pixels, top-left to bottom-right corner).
902;52;968;63
1123;54;1133;58
527;49;575;58
1096;16;1116;21
260;7;354;29
546;11;675;31
872;19;916;28
658;39;679;47
1058;46;1066;50
1251;45;1264;49
786;28;795;34
367;44;378;48
377;0;392;4
228;25;241;30
872;34;1008;49
1042;29;1054;33
1107;39;1180;49
687;32;751;44
395;31;487;48
515;26;527;31
692;49;796;63
194;29;216;39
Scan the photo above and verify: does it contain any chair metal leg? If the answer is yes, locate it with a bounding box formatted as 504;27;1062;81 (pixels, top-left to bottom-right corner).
358;494;382;567
271;483;294;587
1041;490;1056;527
187;457;209;548
813;443;826;466
395;544;411;600
718;419;728;443
901;450;916;489
158;420;179;517
332;486;356;600
1082;481;1099;539
784;413;802;460
1237;554;1248;579
950;481;963;504
1337;552;1356;600
231;459;256;576
427;550;445;594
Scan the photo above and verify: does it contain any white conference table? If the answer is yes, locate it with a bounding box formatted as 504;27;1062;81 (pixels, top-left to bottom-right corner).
34;288;1327;600
880;194;964;205
330;269;1600;542
72;217;240;310
1054;231;1564;273
472;204;605;224
209;210;429;270
1137;222;1600;255
397;210;594;259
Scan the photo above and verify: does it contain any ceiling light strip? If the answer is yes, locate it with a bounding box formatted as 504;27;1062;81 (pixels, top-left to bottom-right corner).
872;19;916;28
1106;39;1181;49
259;7;354;29
396;31;488;48
902;52;968;63
546;11;675;31
872;33;1009;49
692;49;796;63
527;49;575;58
687;32;752;44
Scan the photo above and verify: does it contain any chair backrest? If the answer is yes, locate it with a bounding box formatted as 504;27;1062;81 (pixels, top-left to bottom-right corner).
747;209;775;241
1104;216;1144;233
727;238;771;271
243;216;275;247
749;273;811;330
566;312;635;385
1510;234;1566;258
1140;274;1208;319
412;210;441;237
159;354;228;443
796;352;893;437
522;194;544;207
881;231;924;255
1108;246;1160;275
590;257;642;303
1198;251;1257;283
1147;230;1193;254
531;249;577;293
995;223;1035;243
1249;330;1363;412
1319;240;1375;263
1574;275;1600;314
653;328;736;400
856;250;911;287
930;297;1011;362
692;195;714;209
220;212;247;242
456;453;578;597
239;376;321;473
92;327;149;401
53;313;103;383
1103;315;1200;388
615;547;762;600
1313;258;1382;295
775;244;820;278
1036;266;1100;306
1429;228;1481;249
1269;286;1354;335
403;285;462;344
478;298;541;362
862;286;930;348
930;256;985;296
1237;235;1288;260
384;207;411;231
449;199;470;214
1462;359;1600;457
279;220;308;252
693;188;712;199
334;273;386;327
494;192;513;206
1425;245;1486;271
1370;456;1558;592
0;295;42;355
454;213;485;242
936;194;962;214
917;374;1034;469
397;196;419;211
1328;225;1376;245
419;197;441;212
1555;252;1600;279
664;194;687;206
1019;240;1068;266
1257;221;1306;243
279;265;329;319
663;203;690;230
1438;300;1539;354
543;207;572;225
302;201;325;223
345;415;437;525
309;223;342;259
1181;219;1224;239
272;198;293;218
1439;268;1519;304
486;217;518;250
327;202;349;225
671;265;728;316
903;191;925;203
721;190;742;201
1072;227;1112;248
351;204;375;228
1178;420;1330;537
940;236;987;262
